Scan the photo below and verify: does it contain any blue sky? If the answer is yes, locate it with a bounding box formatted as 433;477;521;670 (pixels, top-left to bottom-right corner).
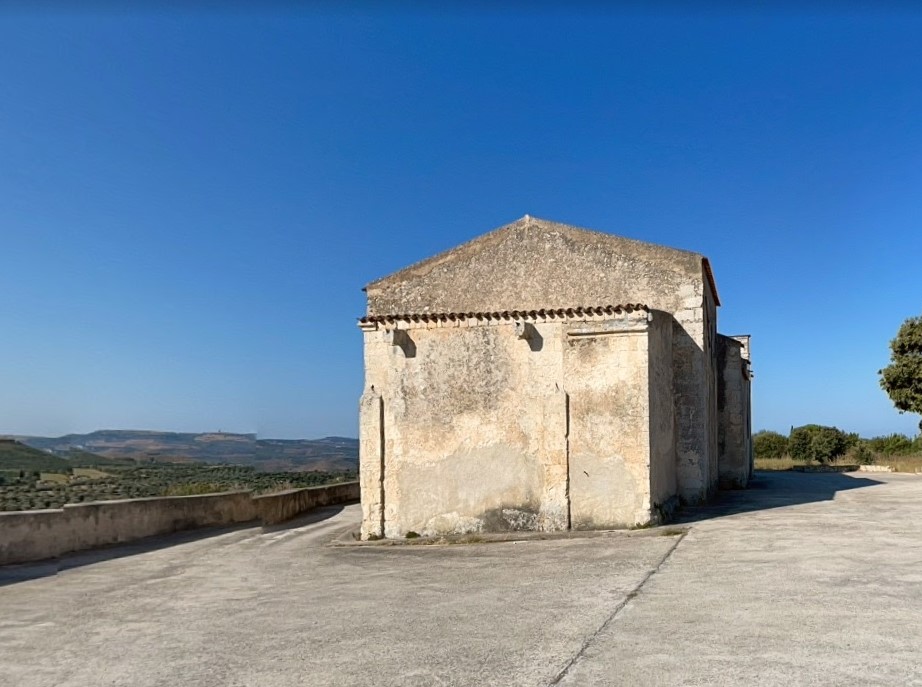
1;5;920;439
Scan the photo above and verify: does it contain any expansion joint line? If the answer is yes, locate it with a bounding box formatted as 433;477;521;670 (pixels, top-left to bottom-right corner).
547;531;688;686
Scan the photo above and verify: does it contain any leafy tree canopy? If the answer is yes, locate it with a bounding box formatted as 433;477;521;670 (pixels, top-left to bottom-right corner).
880;315;922;431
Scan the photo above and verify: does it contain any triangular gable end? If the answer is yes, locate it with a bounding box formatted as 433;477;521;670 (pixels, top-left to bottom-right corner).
364;216;715;316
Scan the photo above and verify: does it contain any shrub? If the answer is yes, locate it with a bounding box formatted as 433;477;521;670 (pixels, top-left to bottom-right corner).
845;443;875;465
788;425;850;464
753;431;788;459
867;433;916;455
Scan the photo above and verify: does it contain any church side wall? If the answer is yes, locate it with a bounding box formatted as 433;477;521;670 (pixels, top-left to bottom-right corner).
671;284;714;504
648;313;677;517
717;336;752;489
705;280;720;498
733;335;754;482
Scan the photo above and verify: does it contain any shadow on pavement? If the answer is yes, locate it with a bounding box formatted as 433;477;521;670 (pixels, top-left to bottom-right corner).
0;522;264;588
0;504;355;587
678;470;883;524
259;503;354;534
0;477;880;585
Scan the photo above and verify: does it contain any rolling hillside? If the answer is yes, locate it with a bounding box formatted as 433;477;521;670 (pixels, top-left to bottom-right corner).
15;431;358;472
0;439;72;472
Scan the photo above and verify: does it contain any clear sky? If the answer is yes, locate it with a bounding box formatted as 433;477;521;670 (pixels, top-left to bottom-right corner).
1;4;920;440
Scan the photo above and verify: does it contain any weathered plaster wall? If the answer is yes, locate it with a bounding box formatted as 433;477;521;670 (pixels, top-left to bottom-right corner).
648;313;676;516
732;335;753;482
664;262;721;505
365;217;718;505
359;389;385;539
704;277;720;499
358;308;672;538
735;335;753;485
566;322;652;529
361;317;568;538
717;335;752;489
562;310;676;526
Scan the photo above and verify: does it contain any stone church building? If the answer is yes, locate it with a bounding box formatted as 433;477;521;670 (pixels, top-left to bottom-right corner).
357;216;752;540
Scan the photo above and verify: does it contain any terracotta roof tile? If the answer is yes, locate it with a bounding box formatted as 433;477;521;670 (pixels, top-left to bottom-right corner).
359;304;648;325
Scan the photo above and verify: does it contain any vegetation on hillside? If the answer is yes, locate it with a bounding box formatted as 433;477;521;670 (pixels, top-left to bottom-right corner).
0;440;72;473
0;458;356;512
16;431;358;472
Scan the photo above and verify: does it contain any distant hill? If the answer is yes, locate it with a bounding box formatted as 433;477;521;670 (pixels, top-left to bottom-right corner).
0;439;71;472
15;431;358;472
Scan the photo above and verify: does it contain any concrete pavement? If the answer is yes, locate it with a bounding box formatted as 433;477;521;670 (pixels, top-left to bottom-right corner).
2;471;921;686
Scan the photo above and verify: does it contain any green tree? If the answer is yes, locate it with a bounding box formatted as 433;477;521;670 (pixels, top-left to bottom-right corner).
753;430;788;459
880;315;922;431
867;433;915;455
788;425;850;464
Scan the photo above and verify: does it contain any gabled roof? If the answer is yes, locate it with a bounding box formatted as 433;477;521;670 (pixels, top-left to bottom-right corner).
365;215;720;310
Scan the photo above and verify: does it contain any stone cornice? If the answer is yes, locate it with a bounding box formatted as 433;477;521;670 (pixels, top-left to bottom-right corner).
358;304;649;331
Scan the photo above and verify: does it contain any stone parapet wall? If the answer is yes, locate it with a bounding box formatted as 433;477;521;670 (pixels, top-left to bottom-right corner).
252;482;359;525
0;482;359;567
0;491;256;566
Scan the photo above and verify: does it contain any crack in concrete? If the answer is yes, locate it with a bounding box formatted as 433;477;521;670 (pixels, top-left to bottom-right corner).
547;530;687;686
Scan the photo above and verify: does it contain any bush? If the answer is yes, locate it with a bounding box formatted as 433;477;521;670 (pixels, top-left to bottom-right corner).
788;425;850;464
845;443;875;465
867;433;916;455
753;431;788;459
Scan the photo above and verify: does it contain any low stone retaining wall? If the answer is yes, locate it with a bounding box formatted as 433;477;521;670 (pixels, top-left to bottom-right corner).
0;481;359;567
792;465;859;473
252;482;360;525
